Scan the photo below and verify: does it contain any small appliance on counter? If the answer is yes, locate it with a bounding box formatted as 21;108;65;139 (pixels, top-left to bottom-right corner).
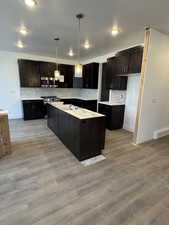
48;77;55;88
41;77;49;88
40;76;62;88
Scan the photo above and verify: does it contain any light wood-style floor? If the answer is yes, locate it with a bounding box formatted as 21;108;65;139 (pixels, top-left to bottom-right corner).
1;119;169;225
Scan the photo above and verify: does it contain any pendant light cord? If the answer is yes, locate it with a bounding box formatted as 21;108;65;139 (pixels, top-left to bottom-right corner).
56;41;58;71
54;38;60;71
78;17;81;64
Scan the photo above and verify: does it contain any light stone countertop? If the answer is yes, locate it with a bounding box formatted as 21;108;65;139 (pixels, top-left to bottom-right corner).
49;102;105;120
99;101;125;106
59;97;97;101
21;97;43;101
21;97;97;101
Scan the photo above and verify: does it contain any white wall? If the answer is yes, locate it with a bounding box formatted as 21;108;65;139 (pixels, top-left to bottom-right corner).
123;75;140;132
82;30;144;63
0;51;76;119
136;29;169;143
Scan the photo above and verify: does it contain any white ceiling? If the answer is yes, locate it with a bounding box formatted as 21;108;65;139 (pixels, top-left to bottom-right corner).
1;0;169;60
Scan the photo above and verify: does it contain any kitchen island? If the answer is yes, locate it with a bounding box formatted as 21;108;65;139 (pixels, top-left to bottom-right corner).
47;103;105;161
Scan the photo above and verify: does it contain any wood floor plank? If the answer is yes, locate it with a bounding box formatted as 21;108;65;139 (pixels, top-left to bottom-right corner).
0;119;169;225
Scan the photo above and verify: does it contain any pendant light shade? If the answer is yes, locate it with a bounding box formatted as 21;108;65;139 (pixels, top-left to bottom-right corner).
54;38;60;78
75;64;83;77
54;38;64;83
54;70;60;78
75;14;84;77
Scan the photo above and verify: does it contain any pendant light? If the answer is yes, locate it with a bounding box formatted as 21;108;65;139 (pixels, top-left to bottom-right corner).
54;38;64;83
75;13;84;77
54;37;61;78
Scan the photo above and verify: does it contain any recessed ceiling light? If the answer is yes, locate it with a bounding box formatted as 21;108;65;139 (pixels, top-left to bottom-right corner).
68;48;74;57
84;40;91;49
24;0;37;8
16;40;24;48
20;26;28;35
111;26;119;36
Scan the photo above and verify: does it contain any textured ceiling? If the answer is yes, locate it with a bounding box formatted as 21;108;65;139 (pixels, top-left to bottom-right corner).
0;0;169;60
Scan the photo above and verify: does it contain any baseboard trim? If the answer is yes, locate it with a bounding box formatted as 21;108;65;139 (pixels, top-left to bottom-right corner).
154;127;169;139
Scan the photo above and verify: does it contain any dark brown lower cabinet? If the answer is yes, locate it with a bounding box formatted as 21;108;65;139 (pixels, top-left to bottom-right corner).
47;104;105;161
98;103;125;130
22;100;46;120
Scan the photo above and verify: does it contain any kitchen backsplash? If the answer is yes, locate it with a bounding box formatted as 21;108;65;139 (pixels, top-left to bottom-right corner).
80;89;98;99
20;88;81;98
20;88;98;99
109;90;126;104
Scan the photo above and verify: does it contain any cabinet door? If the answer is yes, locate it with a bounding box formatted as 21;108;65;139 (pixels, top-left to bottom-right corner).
58;64;74;88
18;60;40;87
23;100;45;120
110;77;120;90
98;104;113;130
106;57;117;89
116;51;130;74
73;99;84;108
99;104;125;130
119;76;128;90
110;76;128;90
83;64;90;88
128;47;143;73
107;57;117;76
48;63;56;76
65;65;74;88
111;105;125;129
39;62;55;77
101;63;109;101
39;62;49;76
84;100;97;112
83;63;99;89
62;98;75;105
90;63;99;89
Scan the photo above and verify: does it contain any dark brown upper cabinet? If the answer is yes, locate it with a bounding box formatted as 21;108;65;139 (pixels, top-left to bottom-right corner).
128;46;143;74
115;46;143;75
103;57;128;91
106;56;118;77
18;59;74;88
115;51;130;75
101;63;109;101
39;62;56;77
105;46;143;77
82;63;99;89
110;76;128;90
58;64;74;88
18;59;41;87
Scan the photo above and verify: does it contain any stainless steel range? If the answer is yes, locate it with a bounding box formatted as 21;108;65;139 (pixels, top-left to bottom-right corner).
41;96;61;104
